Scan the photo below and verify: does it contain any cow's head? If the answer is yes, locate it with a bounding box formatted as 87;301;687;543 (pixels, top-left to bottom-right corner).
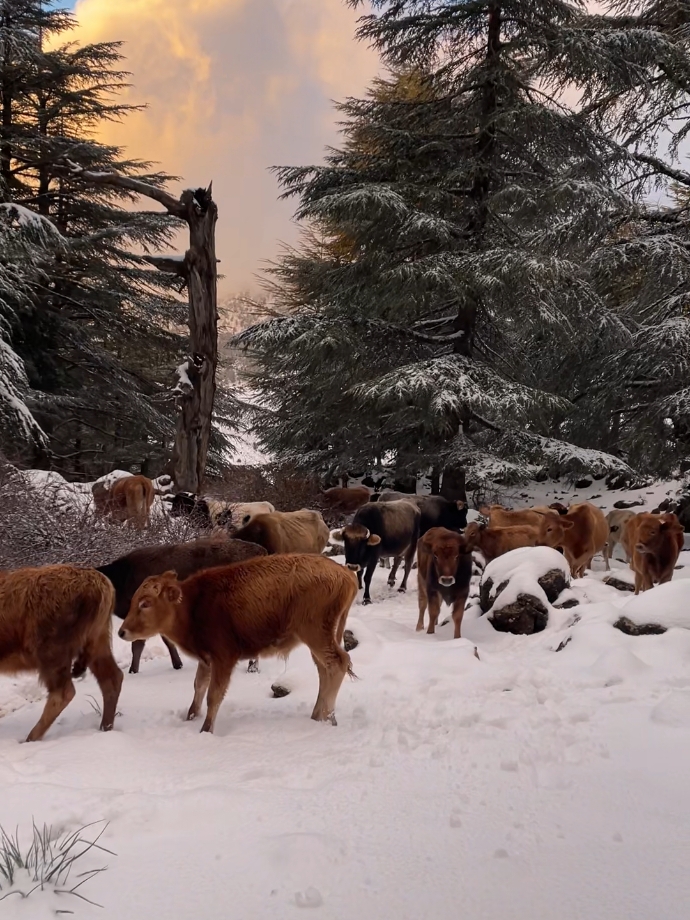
331;523;381;572
422;528;471;586
634;513;683;555
120;570;181;641
536;512;574;548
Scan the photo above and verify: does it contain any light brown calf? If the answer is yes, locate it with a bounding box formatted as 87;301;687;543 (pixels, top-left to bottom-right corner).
540;502;608;578
232;509;330;555
0;565;122;741
120;554;358;733
464;514;573;563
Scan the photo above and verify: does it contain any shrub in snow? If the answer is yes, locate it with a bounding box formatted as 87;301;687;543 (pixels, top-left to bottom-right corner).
478;547;571;635
0;821;113;915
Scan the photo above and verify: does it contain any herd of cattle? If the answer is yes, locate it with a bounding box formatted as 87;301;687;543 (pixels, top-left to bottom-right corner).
0;474;685;744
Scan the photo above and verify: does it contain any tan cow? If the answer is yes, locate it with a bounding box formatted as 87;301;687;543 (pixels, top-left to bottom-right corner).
93;475;155;528
232;509;330;555
465;514;573;563
603;509;636;570
0;565;123;741
321;486;372;515
540;502;608;578
119;555;358;733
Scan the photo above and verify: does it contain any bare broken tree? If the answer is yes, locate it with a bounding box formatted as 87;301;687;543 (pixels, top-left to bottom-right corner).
62;163;218;493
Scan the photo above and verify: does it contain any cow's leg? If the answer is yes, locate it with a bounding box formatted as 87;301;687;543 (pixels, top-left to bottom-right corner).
27;665;76;742
313;646;350;725
87;635;124;732
247;659;260;673
201;660;236;734
452;589;470;640
379;557;390;569
162;636;183;670
426;592;442;635
187;661;211;721
398;541;416;593
603;542;611;571
416;577;428;631
310;653;328;720
387;556;401;587
362;558;377;605
129;640;145;674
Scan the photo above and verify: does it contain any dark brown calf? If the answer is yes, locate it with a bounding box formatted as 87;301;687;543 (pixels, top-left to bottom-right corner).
119;554;358;734
416;528;473;639
625;512;684;593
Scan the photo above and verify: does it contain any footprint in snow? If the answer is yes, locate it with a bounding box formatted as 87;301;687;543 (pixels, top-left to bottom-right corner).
295;887;323;908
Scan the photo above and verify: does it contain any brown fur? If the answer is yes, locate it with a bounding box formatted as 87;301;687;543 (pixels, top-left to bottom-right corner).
623;512;684;594
479;504;548;528
603;509;637;570
93;475;155;528
465;513;573;562
120;555;358;733
416;528;473;639
539;502;608;578
321;486;372;514
0;565;122;741
232;510;330;555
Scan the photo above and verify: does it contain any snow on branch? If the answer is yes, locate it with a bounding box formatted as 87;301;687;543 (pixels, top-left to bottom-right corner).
0;203;63;246
61;159;186;218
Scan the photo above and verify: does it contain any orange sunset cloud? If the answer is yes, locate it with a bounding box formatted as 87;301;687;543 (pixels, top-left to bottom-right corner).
66;0;379;293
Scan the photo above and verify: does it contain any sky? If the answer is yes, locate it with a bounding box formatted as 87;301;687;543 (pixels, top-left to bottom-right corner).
63;0;379;295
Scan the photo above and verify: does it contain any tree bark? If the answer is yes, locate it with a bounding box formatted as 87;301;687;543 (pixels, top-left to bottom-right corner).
59;164;220;493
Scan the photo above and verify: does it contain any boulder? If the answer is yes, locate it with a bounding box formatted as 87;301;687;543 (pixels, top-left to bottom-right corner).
575;478;592;489
478;547;571;636
614;617;667;636
489;595;549;635
343;629;358;652
613;499;644;509
271;683;291;698
603;575;634;593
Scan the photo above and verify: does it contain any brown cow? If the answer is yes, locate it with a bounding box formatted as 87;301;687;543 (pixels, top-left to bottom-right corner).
624;512;684;594
232;510;330;555
416;528;473;638
72;537;268;675
479;504;548;528
321;486;372;515
603;509;636;570
539;502;608;578
465;514;573;563
93;475;155;528
0;565;122;741
119;555;358;733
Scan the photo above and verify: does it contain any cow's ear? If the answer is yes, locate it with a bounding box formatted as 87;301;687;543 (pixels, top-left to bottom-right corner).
561;520;575;530
331;529;344;543
163;583;183;604
478;503;490;515
367;533;382;546
456;500;466;510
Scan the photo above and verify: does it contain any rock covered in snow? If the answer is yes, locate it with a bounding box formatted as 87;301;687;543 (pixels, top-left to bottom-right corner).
479;547;571;635
617;581;690;632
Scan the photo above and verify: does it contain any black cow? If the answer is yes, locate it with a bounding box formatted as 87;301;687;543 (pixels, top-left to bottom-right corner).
163;492;212;527
378;492;468;536
72;538;267;675
333;500;420;605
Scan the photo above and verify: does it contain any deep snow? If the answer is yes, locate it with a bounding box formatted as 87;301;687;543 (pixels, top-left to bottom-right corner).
2;477;690;918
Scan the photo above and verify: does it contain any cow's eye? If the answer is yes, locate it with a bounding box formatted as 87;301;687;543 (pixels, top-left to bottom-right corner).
139;599;151;610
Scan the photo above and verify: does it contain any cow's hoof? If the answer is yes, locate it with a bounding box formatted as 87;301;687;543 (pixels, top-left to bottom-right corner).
397;587;406;594
362;598;372;606
128;667;139;675
172;661;183;670
387;581;396;588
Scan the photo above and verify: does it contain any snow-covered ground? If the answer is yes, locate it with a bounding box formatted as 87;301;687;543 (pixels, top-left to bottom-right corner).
2;523;690;918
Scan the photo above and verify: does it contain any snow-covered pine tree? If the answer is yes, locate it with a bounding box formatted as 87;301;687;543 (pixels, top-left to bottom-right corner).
0;0;196;477
238;2;639;487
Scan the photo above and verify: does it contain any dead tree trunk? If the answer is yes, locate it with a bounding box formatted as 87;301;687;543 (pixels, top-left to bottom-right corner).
59;163;219;494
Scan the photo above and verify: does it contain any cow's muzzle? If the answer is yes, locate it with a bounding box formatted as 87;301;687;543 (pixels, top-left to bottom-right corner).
439;576;456;587
346;563;361;573
635;543;648;554
118;627;128;640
